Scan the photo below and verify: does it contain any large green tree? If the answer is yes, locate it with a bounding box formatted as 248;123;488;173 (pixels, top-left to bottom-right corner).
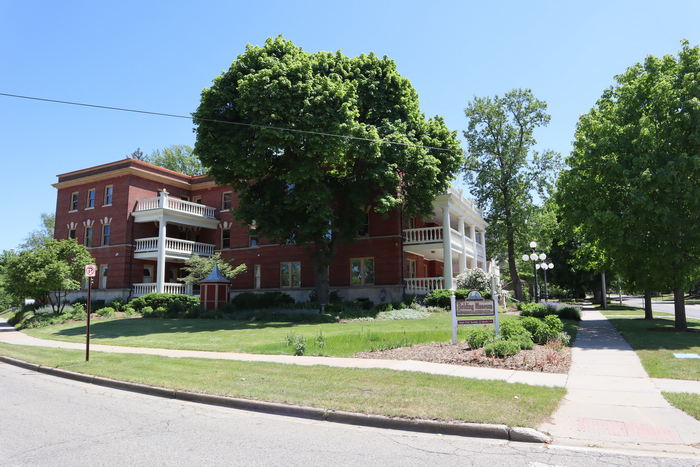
147;145;204;176
4;239;93;314
193;37;462;303
18;213;55;251
558;42;700;330
463;89;561;301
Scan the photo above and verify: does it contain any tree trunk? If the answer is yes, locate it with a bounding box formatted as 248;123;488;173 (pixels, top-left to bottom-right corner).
643;290;653;320
673;288;688;331
505;226;522;301
314;261;330;307
600;271;607;310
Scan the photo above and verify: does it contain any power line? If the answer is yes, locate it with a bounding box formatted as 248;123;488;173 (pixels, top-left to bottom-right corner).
0;92;462;154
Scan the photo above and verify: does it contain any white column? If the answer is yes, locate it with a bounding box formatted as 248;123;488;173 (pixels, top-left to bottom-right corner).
458;217;466;273
469;224;477;268
442;205;453;290
156;218;167;293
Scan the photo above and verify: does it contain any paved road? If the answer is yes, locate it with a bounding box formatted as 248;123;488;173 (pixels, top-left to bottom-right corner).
0;363;696;466
619;296;700;320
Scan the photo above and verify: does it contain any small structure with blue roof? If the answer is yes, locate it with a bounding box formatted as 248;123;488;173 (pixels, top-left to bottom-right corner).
199;264;231;310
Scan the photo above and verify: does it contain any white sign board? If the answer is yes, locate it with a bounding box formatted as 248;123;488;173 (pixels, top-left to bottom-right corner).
84;264;97;277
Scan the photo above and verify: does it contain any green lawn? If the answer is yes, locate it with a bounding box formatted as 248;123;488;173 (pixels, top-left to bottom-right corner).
21;313;579;357
601;310;700;381
663;392;700;421
0;342;565;428
651;294;700;305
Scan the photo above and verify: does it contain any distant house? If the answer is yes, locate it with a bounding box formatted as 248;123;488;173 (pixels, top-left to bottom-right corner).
53;158;492;303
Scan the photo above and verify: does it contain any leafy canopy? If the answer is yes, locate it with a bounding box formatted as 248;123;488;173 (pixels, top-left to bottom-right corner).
147;145;204;176
4;239;93;314
193;37;462;249
557;41;700;329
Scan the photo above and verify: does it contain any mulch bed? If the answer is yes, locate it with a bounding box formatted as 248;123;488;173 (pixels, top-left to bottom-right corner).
354;342;571;373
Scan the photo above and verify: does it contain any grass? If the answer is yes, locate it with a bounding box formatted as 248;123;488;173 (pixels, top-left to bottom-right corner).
601;308;700;381
0;342;565;428
662;392;700;421
21;313;579;357
650;294;700;305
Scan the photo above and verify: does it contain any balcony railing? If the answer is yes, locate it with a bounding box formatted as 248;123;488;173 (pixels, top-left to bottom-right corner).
133;282;185;297
403;227;443;245
134;237;215;257
135;196;217;219
405;277;446;294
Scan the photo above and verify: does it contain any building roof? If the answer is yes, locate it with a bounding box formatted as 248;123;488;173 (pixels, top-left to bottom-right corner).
199;264;230;284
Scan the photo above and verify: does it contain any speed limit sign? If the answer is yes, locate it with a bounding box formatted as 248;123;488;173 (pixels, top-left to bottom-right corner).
84;264;97;277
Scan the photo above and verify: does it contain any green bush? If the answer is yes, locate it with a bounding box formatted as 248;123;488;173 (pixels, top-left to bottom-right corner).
96;306;115;318
464;326;494;349
519;303;550;318
519;302;581;321
521;316;546;337
499;319;529;340
543;315;564;334
557;305;582;321
511;333;535;350
484;339;521;358
140;306;155;318
129;293;200;312
122;306;137;317
423;289;475;308
107;298;125;312
69;303;87;320
231;291;295;310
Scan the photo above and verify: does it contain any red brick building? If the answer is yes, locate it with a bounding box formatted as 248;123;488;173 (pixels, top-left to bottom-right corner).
53;158;491;303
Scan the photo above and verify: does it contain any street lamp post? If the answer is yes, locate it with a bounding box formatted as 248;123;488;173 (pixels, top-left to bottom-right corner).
522;241;552;303
540;262;554;301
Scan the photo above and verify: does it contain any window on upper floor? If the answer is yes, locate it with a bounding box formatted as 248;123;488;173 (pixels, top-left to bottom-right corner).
476;231;482;244
350;257;374;285
357;212;369;236
86;188;96;209
84;227;93;247
221;229;231;249
102;224;111;246
222;192;232;210
280;262;301;288
249;232;259;247
70;192;79;211
103;185;113;206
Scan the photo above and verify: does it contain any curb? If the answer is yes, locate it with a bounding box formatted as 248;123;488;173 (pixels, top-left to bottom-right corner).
0;355;552;443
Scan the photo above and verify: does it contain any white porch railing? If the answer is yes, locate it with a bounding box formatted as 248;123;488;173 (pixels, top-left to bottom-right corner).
132;282;185;297
135;196;217;219
404;277;445;294
134;237;215;257
403;227;443;245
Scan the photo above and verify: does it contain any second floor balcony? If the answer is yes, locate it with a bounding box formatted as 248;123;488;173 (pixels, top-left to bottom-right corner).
132;190;220;229
134;237;215;261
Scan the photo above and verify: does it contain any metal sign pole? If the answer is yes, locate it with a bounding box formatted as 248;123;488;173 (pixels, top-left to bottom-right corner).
491;275;500;336
86;277;91;362
450;291;457;345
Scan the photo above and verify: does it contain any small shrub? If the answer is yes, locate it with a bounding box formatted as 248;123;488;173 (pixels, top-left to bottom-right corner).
464;326;494;349
423;289;471;308
499;319;530;340
519;303;549;318
69;303;86;320
140;306;155;318
107;298;125;312
455;268;491;292
96;307;115;318
543;315;564;334
521;316;546;337
315;331;325;350
122;306;137;317
231;291;294;310
557;305;582;321
511;333;535;350
484;339;521;358
293;335;306;356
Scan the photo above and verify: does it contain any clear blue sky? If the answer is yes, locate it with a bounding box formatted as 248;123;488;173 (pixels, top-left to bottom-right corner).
1;0;699;251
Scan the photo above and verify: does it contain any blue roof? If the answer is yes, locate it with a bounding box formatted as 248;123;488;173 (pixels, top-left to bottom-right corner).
199;264;230;283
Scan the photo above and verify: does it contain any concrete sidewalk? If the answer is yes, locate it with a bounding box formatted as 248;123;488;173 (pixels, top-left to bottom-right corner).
540;308;700;454
0;318;566;387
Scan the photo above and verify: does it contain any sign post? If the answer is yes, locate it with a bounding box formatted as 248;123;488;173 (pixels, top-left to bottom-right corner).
491;275;500;336
450;291;457;344
84;264;96;362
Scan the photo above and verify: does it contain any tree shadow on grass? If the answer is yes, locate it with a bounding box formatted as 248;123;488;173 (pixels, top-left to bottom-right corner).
604;316;700;352
55;318;302;339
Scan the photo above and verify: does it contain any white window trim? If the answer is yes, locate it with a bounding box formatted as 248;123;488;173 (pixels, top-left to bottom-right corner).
350;257;375;286
280;261;301;288
103;185;113;207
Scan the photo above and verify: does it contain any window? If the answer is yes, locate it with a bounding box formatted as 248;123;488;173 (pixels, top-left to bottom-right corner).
254;264;261;289
407;216;417;229
280;262;301;288
103;185;113;206
249;233;259;247
99;265;108;289
357;212;369;236
86;189;96;208
476;231;482;244
192;196;202;204
143;266;153;284
406;259;417;278
84;227;93;247
350;258;374;285
70;192;79;211
102;224;111;246
222;192;232;210
68;229;76;240
222;229;231;249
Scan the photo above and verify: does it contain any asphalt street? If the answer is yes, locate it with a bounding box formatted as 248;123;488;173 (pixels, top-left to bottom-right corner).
619;296;700;320
0;363;696;466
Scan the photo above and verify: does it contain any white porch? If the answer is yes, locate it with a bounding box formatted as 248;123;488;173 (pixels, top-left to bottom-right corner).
134;237;215;260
